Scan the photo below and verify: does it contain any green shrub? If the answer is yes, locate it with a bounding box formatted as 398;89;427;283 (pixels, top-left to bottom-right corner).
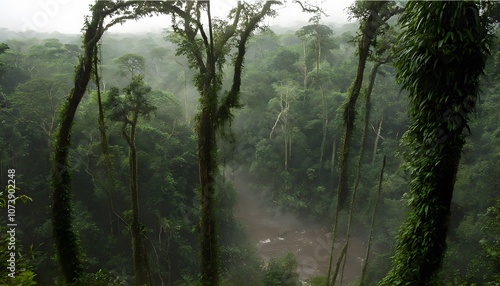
262;252;300;286
72;270;124;286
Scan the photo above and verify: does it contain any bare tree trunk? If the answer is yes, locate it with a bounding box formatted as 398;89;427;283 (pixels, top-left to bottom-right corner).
372;118;383;165
316;37;321;74
123;113;152;286
327;4;388;285
337;62;383;282
360;156;386;286
284;134;288;171
319;84;328;166
94;44;118;236
330;139;336;179
183;69;189;124
303;41;307;89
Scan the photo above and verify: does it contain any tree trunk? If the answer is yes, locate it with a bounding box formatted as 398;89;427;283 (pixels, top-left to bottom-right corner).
123;111;151;286
50;2;137;282
330;139;336;179
327;5;387;285
381;142;463;285
284;134;288;171
316;38;320;75
174;3;277;284
183;69;189;124
336;3;385;210
198;89;219;286
331;241;348;285
360;156;386;286
302;40;307;89
380;2;490;284
198;4;220;284
94;45;118;236
336;63;381;284
372;118;383;166
50;5;104;283
319;84;328;166
129;133;151;286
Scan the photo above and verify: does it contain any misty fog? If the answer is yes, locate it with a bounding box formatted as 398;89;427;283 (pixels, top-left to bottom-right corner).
1;1;499;286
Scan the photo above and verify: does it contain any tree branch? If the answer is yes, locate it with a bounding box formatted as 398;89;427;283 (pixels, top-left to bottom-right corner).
215;2;243;62
216;1;279;126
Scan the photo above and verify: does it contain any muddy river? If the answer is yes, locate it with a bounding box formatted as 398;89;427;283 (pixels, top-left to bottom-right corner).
233;178;367;284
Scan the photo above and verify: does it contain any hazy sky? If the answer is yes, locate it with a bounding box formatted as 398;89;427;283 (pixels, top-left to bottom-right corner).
0;0;355;34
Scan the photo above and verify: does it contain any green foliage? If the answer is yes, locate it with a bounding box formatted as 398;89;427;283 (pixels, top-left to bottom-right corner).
9;76;70;144
104;75;156;123
262;252;300;286
0;43;8;54
443;198;500;285
72;270;125;286
113;53;146;79
381;1;493;285
0;196;36;286
0;240;38;286
0;43;9;81
1;4;499;285
303;276;327;286
0;270;37;286
481;200;500;283
24;38;79;78
269;49;300;74
295;23;337;72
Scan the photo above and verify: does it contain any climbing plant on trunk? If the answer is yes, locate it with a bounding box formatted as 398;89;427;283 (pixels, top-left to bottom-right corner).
167;1;278;284
380;1;492;284
326;2;399;284
50;2;163;283
49;1;296;284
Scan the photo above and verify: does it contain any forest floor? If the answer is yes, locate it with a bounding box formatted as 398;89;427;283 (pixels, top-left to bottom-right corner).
233;175;367;284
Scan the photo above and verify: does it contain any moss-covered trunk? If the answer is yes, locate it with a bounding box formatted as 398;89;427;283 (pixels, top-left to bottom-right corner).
50;5;104;283
198;82;219;286
326;5;386;285
380;1;491;284
336;3;384;210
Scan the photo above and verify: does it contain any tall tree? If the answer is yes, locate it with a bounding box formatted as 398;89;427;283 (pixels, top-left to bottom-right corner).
50;2;154;283
326;2;398;284
8;77;69;149
269;80;298;172
113;53;146;79
167;2;278;284
295;23;335;77
336;0;397;211
380;1;492;284
49;1;299;284
106;76;156;286
0;43;9;83
336;28;396;284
